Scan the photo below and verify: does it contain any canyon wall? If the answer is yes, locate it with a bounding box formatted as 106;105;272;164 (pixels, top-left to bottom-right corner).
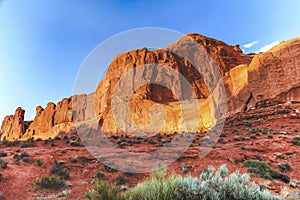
1;34;299;140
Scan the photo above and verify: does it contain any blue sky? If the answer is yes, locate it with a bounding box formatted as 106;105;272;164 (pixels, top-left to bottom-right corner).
0;0;300;121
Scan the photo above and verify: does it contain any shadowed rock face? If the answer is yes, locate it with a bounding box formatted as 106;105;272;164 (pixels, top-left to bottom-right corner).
1;34;299;140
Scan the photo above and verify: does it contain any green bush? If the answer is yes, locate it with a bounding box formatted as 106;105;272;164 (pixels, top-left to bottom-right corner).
70;140;82;147
2;139;19;147
291;137;300;146
96;172;105;180
21;151;29;158
243;160;289;183
85;180;124;200
22;157;30;163
69;157;78;163
127;165;282;200
115;175;126;185
0;158;8;169
85;165;282;200
176;165;282;200
54;136;61;140
36;159;45;167
20;141;35;148
34;176;65;189
103;162;118;173
126;168;179;200
50;160;70;180
0;152;7;157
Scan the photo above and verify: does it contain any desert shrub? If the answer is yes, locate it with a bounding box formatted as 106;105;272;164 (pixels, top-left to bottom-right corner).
50;160;70;180
232;128;238;133
0;158;8;169
36;159;44;167
20;141;34;148
0;152;7;157
70;140;82;147
243;160;289;183
54;136;61;140
134;136;143;141
34;176;65;189
85;180;124;200
176;165;282;200
2;139;18;147
218;138;226;144
148;139;157;145
277;163;291;172
126;168;179;200
233;136;245;141
22;157;30;163
111;135;120;140
157;134;163;139
245;121;252;127
220;133;227;138
116;175;127;185
85;165;282;200
124;166;134;176
21;151;29;158
69;157;78;163
127;165;282;200
96;172;105;180
291;137;300;146
98;157;107;162
103;162;118;173
44;139;52;144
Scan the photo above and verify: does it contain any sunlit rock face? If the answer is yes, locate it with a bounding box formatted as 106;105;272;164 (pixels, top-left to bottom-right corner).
94;34;251;135
1;35;300;141
248;38;300;103
0;107;26;141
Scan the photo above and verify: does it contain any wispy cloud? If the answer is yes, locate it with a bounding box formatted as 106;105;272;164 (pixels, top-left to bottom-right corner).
243;41;258;49
259;41;280;52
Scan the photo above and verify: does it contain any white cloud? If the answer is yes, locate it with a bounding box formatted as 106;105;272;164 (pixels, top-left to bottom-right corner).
243;41;258;49
259;41;280;52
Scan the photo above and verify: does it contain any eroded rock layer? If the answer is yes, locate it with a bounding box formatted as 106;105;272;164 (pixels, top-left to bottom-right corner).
1;34;299;140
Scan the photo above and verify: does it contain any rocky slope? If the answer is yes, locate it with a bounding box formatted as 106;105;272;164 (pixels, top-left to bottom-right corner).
0;102;299;199
1;34;299;140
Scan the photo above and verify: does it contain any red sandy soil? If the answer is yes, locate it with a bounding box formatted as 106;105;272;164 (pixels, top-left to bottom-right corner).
0;103;299;199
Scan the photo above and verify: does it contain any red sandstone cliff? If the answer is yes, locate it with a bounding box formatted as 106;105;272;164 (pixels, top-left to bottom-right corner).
1;34;299;140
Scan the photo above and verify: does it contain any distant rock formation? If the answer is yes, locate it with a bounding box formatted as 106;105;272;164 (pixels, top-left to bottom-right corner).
0;107;27;140
1;34;299;141
248;38;300;103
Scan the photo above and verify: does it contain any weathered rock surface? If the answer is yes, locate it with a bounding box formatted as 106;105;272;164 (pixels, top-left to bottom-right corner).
0;107;27;140
222;37;300;115
248;38;300;103
94;34;251;134
168;33;253;76
1;34;300;140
